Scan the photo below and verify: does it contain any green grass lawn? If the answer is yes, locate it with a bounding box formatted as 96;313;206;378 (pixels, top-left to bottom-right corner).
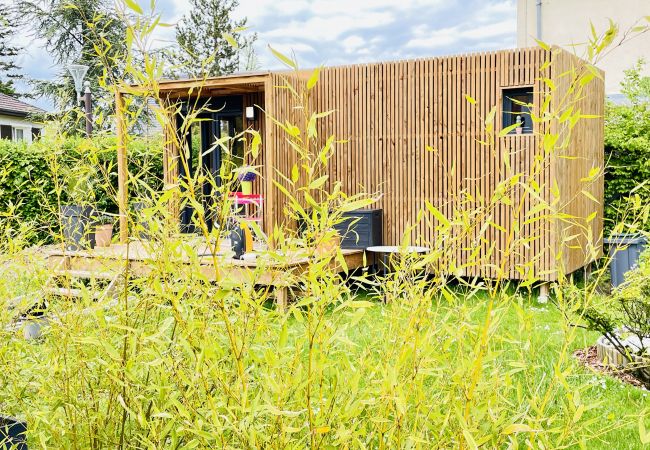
3;259;649;447
495;298;648;449
346;287;650;449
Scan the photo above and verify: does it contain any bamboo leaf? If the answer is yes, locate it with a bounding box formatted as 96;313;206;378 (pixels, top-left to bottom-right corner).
291;164;299;183
124;0;143;14
223;33;239;49
307;67;321;90
308;175;329;190
268;45;297;69
639;415;650;444
502;423;534;434
534;37;550;51
425;200;450;228
499;122;520;137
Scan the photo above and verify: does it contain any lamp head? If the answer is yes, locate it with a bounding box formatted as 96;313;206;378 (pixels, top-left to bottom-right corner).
67;64;89;103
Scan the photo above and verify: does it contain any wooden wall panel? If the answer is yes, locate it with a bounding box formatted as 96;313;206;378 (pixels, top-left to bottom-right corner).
154;46;603;282
551;49;605;277
293;48;576;280
264;72;309;233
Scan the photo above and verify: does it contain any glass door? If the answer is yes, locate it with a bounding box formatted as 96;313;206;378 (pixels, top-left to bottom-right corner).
179;99;244;233
213;114;244;184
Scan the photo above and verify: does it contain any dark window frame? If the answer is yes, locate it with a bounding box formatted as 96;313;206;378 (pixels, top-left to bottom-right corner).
502;87;534;134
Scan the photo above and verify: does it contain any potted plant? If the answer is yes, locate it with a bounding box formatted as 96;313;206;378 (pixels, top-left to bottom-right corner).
313;228;341;259
515;115;524;134
94;214;114;248
238;167;256;196
60;164;98;250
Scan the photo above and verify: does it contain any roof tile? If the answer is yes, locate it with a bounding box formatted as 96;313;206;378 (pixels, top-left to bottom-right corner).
0;93;46;116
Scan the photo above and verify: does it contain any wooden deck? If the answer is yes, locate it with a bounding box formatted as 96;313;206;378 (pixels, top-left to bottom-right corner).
43;241;365;311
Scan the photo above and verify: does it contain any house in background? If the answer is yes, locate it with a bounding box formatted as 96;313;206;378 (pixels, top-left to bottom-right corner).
0;93;45;143
517;0;650;97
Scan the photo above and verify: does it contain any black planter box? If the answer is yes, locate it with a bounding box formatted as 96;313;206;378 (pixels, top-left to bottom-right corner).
298;209;383;250
0;415;27;450
60;204;98;251
334;209;383;249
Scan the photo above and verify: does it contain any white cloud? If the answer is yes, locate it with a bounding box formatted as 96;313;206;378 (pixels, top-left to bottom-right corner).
261;12;395;41
12;0;519;103
406;3;516;50
342;35;366;53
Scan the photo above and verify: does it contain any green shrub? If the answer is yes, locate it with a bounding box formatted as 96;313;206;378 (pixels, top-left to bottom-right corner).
604;60;650;232
572;248;650;384
0;133;163;242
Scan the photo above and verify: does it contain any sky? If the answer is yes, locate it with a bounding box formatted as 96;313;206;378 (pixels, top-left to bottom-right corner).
10;0;518;110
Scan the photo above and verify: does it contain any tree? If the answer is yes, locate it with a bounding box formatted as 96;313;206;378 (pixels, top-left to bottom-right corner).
173;0;256;78
0;11;23;97
14;0;126;116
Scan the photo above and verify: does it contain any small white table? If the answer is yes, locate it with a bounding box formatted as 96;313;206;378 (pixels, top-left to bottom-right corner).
365;245;430;276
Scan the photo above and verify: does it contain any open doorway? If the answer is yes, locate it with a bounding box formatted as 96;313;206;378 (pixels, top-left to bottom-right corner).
179;95;244;232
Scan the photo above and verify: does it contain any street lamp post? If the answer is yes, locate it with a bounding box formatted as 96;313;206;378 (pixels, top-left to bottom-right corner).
67;64;92;137
83;81;92;137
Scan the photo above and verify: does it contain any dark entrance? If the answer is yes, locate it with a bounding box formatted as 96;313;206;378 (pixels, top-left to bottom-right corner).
179;96;245;232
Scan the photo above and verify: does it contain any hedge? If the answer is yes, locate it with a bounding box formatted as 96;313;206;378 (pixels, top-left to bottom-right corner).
603;60;650;232
0;134;163;242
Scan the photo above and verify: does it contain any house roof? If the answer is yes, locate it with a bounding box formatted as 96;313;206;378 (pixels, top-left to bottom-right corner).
0;93;46;118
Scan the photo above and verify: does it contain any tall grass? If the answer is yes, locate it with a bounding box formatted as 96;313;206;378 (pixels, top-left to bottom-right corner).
0;3;648;448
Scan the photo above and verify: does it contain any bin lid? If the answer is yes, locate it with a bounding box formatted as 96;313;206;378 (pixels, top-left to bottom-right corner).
604;233;648;245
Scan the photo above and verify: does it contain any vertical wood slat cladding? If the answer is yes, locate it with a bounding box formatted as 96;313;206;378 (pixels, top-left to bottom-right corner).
154;46;603;281
551;50;605;277
275;46;602;281
264;72;308;233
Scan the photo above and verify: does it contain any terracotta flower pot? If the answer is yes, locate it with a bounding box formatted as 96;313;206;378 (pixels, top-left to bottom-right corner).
314;233;341;258
95;224;113;248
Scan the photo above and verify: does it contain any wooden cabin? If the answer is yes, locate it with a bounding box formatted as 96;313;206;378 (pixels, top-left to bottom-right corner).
116;46;604;282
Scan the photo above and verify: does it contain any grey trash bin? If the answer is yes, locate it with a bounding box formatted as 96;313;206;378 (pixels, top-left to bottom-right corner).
604;233;647;287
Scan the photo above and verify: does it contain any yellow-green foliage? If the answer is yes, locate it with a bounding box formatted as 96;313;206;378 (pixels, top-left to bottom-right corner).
0;3;649;449
0;131;163;244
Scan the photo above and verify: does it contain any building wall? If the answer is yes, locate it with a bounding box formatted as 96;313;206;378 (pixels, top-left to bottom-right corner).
551;50;605;277
517;0;650;94
266;48;604;281
0;114;42;144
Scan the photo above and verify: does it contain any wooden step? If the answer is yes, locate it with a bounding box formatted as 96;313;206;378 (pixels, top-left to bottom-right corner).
54;269;118;280
47;287;102;299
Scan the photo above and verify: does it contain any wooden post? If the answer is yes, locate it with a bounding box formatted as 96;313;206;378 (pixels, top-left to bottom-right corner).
538;282;550;303
263;80;275;249
162;107;180;230
116;90;128;243
275;286;288;313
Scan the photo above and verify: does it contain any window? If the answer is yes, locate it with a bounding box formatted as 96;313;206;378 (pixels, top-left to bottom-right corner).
0;125;11;140
502;87;533;134
13;128;24;141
